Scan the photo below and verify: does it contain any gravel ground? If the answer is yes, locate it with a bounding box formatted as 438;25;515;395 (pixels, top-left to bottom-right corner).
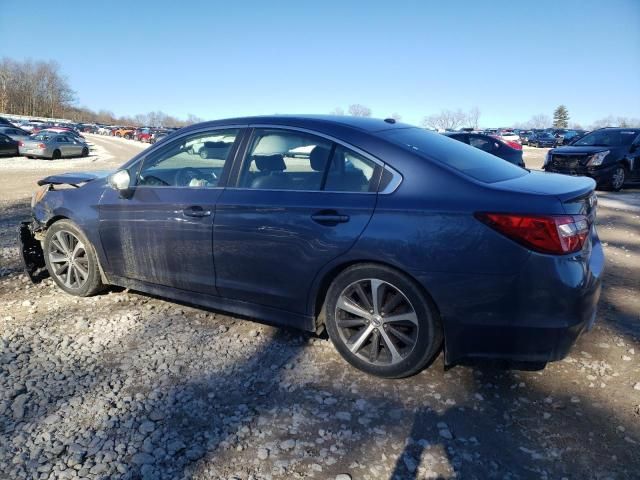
0;137;639;480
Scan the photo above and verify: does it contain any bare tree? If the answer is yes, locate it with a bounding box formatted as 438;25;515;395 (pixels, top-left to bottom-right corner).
348;104;372;117
422;109;466;130
466;106;481;129
330;107;344;116
527;114;552;129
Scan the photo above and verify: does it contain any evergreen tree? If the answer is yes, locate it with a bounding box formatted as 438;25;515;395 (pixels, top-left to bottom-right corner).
553;105;570;128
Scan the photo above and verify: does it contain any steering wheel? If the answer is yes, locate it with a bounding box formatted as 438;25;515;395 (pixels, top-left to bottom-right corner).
175;167;216;186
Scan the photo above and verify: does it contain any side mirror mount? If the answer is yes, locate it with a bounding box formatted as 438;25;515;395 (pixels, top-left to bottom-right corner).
108;169;133;198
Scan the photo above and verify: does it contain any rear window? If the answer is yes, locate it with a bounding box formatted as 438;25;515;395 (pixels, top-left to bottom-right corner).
382;128;526;183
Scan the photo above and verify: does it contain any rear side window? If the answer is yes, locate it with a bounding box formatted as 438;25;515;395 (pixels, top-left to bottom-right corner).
238;128;380;192
382;128;526;183
324;145;377;192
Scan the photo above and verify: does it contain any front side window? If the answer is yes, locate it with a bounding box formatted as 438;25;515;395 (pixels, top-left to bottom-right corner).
137;129;239;188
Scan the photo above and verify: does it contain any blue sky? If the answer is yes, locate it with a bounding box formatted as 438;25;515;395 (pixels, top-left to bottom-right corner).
1;0;639;127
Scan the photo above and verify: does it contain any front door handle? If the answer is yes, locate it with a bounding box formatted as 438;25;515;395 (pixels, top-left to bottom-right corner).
311;210;350;225
183;206;211;218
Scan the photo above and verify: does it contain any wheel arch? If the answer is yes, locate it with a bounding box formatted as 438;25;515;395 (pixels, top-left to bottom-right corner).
310;259;442;331
42;216;110;285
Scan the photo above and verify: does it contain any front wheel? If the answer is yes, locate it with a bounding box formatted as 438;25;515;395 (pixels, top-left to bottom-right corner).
325;264;442;378
81;147;89;157
43;220;105;297
609;165;627;191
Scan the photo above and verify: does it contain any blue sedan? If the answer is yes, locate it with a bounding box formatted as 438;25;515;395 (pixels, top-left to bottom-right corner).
21;115;603;378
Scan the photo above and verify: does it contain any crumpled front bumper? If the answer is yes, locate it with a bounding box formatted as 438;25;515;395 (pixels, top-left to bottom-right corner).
19;220;48;283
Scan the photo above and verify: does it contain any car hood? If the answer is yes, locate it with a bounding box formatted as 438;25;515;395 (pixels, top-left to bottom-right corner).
550;145;621;155
37;170;113;186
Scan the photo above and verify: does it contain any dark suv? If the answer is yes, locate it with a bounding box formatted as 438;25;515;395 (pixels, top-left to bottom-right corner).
544;128;640;191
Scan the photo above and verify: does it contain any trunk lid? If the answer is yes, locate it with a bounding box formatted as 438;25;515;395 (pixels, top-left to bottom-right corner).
491;170;598;223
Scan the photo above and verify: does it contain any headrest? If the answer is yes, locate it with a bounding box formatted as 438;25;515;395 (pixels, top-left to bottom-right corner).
254;154;286;172
310;145;331;172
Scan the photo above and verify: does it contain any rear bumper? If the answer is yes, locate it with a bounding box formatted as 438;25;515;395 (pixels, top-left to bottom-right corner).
413;232;604;365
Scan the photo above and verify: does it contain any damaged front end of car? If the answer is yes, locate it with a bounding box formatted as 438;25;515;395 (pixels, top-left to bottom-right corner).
19;170;112;283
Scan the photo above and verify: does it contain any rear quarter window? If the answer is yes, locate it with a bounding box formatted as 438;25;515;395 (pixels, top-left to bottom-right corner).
382;128;526;183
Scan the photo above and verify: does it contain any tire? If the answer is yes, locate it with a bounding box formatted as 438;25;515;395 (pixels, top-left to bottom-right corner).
52;149;61;160
81;147;89;157
608;164;627;192
324;263;443;378
43;219;105;297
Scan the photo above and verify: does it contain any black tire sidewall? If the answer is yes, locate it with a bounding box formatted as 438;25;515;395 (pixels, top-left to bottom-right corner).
325;264;442;379
43;220;103;297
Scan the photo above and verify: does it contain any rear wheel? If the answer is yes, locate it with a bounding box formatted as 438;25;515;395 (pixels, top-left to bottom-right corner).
609;164;627;191
43;220;104;297
52;149;61;160
325;264;442;378
81;147;89;157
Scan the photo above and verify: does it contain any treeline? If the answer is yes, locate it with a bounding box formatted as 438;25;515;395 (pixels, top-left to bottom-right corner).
0;58;74;118
0;58;203;128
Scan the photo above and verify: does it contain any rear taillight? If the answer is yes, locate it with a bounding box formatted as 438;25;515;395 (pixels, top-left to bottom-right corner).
475;213;589;255
505;140;522;150
18;141;24;146
38;143;46;149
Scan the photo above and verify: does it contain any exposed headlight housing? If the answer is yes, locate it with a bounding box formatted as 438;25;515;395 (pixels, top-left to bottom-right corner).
31;185;49;208
587;150;610;167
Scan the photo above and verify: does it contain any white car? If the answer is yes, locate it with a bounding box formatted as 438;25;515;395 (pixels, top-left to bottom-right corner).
497;130;521;144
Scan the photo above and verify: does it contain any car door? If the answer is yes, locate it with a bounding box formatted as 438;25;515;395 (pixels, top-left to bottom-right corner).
98;127;243;294
213;127;380;315
0;134;14;155
630;135;640;180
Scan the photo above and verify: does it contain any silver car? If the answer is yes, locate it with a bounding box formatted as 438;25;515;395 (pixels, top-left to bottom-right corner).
19;132;89;160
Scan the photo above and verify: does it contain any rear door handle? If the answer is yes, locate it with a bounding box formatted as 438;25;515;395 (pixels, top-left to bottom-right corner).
183;206;211;218
311;210;350;225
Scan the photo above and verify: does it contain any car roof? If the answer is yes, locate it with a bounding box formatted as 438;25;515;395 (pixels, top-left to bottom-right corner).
180;115;413;134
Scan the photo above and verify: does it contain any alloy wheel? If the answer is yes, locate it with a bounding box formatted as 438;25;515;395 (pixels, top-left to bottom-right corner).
612;167;625;190
48;230;89;289
335;279;419;366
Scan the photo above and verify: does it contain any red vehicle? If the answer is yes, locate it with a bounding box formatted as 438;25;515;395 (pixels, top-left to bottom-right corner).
135;128;153;142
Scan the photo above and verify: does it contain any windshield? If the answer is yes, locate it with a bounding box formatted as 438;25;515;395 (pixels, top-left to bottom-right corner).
382;128;526;183
574;129;639;147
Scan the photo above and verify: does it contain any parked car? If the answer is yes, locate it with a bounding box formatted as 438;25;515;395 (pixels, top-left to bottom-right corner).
19;131;89;159
445;132;524;166
19;116;604;379
544;127;640;191
527;132;557;148
0;116;15;126
0;132;19;156
518;131;534;145
115;127;136;139
134;128;153;142
150;130;171;144
496;129;520;144
0;125;32;142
